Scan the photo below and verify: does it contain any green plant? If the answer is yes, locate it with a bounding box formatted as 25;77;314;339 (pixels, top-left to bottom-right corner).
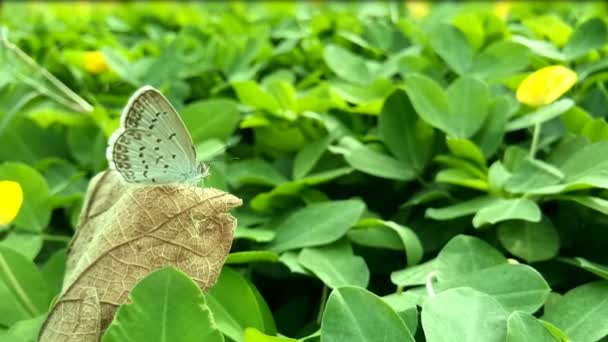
1;2;608;341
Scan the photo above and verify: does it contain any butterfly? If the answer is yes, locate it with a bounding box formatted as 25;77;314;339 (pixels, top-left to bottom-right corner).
106;85;210;184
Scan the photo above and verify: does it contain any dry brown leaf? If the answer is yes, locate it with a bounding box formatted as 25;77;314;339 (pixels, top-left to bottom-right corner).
39;170;242;341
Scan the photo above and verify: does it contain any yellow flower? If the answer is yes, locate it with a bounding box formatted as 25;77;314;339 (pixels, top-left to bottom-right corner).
516;65;577;107
84;51;109;74
493;1;511;21
407;1;429;19
0;181;23;226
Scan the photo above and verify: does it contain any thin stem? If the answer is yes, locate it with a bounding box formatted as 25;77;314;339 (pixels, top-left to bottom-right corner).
316;284;329;324
1;29;94;113
529;122;541;159
41;234;72;243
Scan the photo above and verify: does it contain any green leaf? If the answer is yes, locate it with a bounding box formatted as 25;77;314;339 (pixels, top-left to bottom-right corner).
351;218;423;266
181;99;241;143
473;96;512;158
445;76;490;138
267;199;365;252
559;257;608;280
403;73;450;134
0;231;42;260
542;281;608;342
0;162;51;232
422;287;509;342
437;263;551;313
446;137;486;168
292;136;331;179
506;99;574;131
391;260;437;287
1;315;45;342
207;267;276;342
504;158;564;194
67;120;107;172
278;251;311;275
298;240;369;289
563;18;608;61
332;136;415;181
244;328;297;342
323;44;374;85
226;159;288;188
235;227;276;242
40;248;67;296
381;293;419;335
471;41;530;80
379;88;435;174
555;195;608;215
473;198;542;228
437;235;507;281
429;24;473;75
232;81;280;112
226;251;280;264
506;312;559;342
322;286;414;342
498;217;560;262
0;245;51;319
426;196;498;221
103;267;223;342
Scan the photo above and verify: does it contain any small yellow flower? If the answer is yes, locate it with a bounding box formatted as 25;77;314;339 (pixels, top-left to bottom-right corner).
407;1;429;19
493;1;511;21
516;65;577;107
84;51;109;74
0;181;23;226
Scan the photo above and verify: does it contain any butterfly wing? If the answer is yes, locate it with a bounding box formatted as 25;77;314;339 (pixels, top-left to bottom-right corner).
107;86;199;184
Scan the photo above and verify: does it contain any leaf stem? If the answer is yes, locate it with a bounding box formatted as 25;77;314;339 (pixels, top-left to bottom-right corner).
316;284;329;324
529;122;541;158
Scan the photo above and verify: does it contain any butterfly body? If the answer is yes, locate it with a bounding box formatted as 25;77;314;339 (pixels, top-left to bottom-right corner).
107;86;209;184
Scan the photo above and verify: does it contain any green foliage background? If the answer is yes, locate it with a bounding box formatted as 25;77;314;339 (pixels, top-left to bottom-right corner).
1;2;608;341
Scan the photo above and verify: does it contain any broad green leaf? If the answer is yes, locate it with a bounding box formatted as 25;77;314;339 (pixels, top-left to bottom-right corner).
278;251;311;275
332;136;415;181
403;73;450;134
473;198;542;228
244;328;297;342
437;235;507;282
1;315;45;342
67;120;107;172
507;312;559;342
381;293;419;335
435;168;488;191
292;136;331;179
0;162;51;232
437;263;551;313
504;157;564;194
267;199;365;252
422;287;509;342
379;88;434;174
102;267;223;342
560;140;608;188
226;159;288;188
233;81;281;112
471;41;530;80
322;286;414;342
0;231;42;260
542;281;608;342
446;76;490;138
102;267;224;342
207;267;276;342
351;218;423;266
512;36;565;61
446;137;486;168
391;259;437;287
323;44;374;85
426;196;498;221
181;99;241;142
506;99;574;131
40;248;67;296
0;281;30;328
498;217;560;262
473;96;512;158
298;240;369;289
235;227;276;242
555;195;608;215
226;251;280;264
429;24;473;75
563;18;607;61
0;245;52;319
